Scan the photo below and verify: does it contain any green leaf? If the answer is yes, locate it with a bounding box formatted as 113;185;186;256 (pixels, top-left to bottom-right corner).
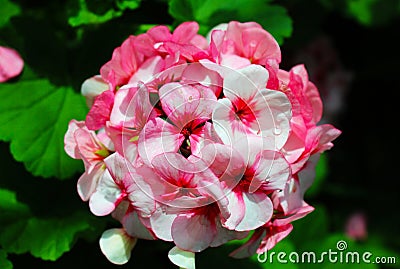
0;0;20;28
168;0;292;44
116;0;141;10
0;188;103;261
68;0;122;27
0;77;88;179
346;0;400;26
68;0;141;27
0;249;13;269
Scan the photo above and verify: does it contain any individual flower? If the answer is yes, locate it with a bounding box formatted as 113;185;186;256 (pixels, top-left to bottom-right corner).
0;46;24;82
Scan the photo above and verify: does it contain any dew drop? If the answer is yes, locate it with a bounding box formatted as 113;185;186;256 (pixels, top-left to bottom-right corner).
273;126;282;135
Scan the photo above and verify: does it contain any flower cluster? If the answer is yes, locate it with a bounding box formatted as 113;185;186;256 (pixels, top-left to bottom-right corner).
64;21;341;268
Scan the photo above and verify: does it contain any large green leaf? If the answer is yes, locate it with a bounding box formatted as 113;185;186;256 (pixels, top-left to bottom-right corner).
0;188;103;261
168;0;292;44
0;249;12;269
0;78;88;179
0;0;20;28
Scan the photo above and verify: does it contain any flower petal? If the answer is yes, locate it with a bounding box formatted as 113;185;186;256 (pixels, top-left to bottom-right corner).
138;117;183;166
0;46;24;82
172;213;216;252
223;64;269;102
168;246;196;269
235;192;273;231
89;169;121;216
99;228;137;265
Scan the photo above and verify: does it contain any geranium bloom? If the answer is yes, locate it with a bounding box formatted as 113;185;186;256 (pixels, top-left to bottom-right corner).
64;120;113;201
0;46;24;82
64;20;341;268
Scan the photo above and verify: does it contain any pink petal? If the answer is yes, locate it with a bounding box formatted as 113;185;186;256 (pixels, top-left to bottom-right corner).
77;163;105;201
250;150;290;193
147;25;172;43
258;223;293;252
64;120;86;159
128;56;165;85
159;82;216;128
172;213;216;252
103;152;129;184
148;206;177;241
123;211;155;240
223;190;245;230
138;117;183;166
235;192;273;231
212;98;249;145
105;153;156;216
89;169;122;216
0;46;24;82
241;27;281;64
182;63;223;97
85;90;114;130
100;36;139;88
172;21;199;44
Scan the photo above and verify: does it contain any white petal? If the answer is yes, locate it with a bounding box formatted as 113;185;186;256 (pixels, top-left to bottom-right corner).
81;75;109;107
99;228;137;265
168;246;196;269
223;64;269;102
89;170;121;216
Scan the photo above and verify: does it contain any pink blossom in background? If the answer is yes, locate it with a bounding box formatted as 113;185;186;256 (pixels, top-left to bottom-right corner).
64;21;341;267
345;212;367;240
0;46;24;82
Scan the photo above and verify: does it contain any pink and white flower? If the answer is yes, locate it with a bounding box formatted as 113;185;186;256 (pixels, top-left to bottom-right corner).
0;46;24;82
64;21;341;267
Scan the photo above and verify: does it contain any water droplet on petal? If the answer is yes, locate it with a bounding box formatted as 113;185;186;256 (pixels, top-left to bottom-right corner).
273;126;282;135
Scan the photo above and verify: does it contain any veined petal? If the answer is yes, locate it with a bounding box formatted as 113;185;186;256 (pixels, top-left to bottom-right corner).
171;213;216;252
212;98;248;145
235;192;273;231
77;163;105;201
85;90;114;130
123;211;155;240
99;228;137;265
148;206;176;241
182;63;223;97
64;120;86;159
257;89;292;149
250;150;290;193
138;117;183;166
128;56;164;85
223;190;245;230
223;64;269;102
89;170;122;216
159;82;216;128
